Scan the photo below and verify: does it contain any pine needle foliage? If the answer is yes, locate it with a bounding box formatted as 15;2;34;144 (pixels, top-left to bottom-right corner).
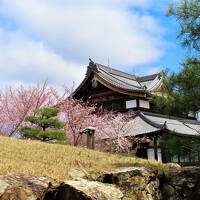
20;107;66;142
167;0;200;53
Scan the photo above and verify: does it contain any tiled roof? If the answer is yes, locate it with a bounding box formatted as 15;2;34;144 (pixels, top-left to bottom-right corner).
139;76;163;92
125;115;161;136
94;63;144;91
87;61;162;93
137;73;161;82
73;60;164;96
94;63;137;80
126;111;200;137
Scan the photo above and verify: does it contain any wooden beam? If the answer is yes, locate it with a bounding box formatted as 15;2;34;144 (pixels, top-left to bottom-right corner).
85;91;117;98
92;96;130;103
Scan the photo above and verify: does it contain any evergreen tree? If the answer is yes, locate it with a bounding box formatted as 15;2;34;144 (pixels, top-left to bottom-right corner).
168;0;200;116
167;0;200;53
151;0;200;117
171;58;200;114
160;134;200;162
20;107;66;142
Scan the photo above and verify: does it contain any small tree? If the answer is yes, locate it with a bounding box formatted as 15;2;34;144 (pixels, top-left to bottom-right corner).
20;107;66;142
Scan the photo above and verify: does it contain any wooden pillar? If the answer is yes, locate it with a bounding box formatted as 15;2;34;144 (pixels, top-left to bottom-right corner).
81;127;95;150
189;152;191;164
136;98;139;109
178;154;180;164
154;136;158;161
87;130;95;149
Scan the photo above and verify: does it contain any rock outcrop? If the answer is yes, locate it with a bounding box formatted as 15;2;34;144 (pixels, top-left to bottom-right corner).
161;167;200;200
100;167;161;200
42;178;123;200
0;174;49;200
0;167;200;200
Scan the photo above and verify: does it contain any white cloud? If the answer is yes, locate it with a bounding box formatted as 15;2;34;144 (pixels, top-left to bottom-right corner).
0;0;169;87
0;0;165;66
0;28;85;88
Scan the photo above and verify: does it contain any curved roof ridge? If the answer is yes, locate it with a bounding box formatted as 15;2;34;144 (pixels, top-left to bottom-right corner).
95;63;137;80
135;111;165;129
137;72;162;82
146;76;163;91
97;65;144;90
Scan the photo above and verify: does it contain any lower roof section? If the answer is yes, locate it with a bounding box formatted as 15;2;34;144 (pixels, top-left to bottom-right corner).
125;111;200;137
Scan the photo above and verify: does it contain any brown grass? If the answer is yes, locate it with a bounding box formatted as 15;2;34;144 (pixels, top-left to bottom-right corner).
0;136;170;182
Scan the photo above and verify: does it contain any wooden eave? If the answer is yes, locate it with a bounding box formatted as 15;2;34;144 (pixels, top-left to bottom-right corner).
94;73;147;98
72;68;93;97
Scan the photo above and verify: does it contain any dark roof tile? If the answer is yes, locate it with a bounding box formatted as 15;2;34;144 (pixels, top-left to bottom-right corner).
74;61;163;96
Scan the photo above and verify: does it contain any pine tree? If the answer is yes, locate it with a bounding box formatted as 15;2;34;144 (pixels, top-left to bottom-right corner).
20;107;66;142
151;0;200;117
167;0;200;53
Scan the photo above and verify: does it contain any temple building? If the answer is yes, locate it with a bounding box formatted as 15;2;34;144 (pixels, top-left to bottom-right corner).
73;59;165;111
73;60;200;164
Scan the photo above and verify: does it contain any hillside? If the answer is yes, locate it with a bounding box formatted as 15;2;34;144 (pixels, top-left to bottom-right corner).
0;136;167;182
1;136;199;200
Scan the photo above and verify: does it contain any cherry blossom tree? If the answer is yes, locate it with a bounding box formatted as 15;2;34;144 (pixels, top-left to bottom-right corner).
58;96;137;152
0;81;60;136
58;97;98;146
0;81;141;153
96;111;135;153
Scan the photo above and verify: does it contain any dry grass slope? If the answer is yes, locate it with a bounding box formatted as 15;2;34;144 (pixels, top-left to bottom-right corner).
0;136;169;182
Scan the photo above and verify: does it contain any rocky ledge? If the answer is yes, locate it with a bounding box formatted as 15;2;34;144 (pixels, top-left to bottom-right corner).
99;166;161;200
0;166;199;200
0;174;49;200
43;178;123;200
161;167;200;200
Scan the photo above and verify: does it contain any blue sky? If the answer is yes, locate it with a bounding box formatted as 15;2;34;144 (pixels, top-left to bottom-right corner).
0;0;186;89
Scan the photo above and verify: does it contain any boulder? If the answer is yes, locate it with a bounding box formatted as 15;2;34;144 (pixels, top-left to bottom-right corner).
0;174;49;200
43;178;123;200
165;163;181;169
68;169;87;179
161;167;200;200
100;167;161;200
